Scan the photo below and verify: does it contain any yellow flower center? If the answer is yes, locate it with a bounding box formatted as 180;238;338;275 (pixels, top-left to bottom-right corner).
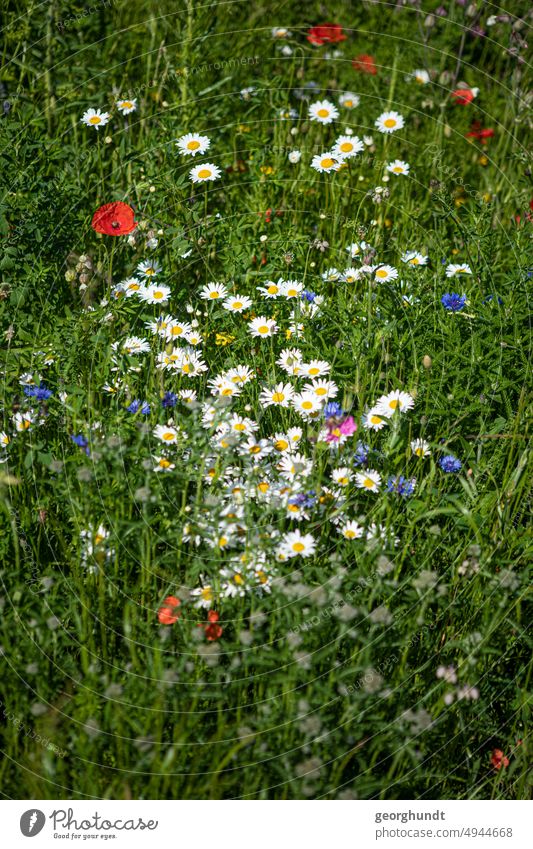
308;367;319;376
162;432;175;441
275;439;288;451
258;325;269;334
363;478;375;488
197;168;211;179
302;401;313;410
158;459;172;468
232;301;243;309
201;587;213;600
345;530;356;539
233;423;246;431
272;392;285;403
292;542;305;552
321;158;335;168
218;536;228;547
89;116;101;124
389;399;399;410
317;108;329;118
221;388;234;396
384;118;396;128
315;387;327;396
258;482;270;493
340;142;353;153
187;140;201;150
209;291;219;298
170;326;183;335
121;101;133;109
267;285;278;294
153;291;163;299
376;269;387;278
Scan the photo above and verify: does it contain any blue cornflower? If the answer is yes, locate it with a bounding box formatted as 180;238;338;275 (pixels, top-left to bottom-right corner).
386;475;417;497
482;294;503;305
127;399;150;414
24;383;53;401
302;290;317;303
161;391;178;408
323;401;343;419
441;293;466;312
439;455;462;473
71;434;89;455
353;441;371;467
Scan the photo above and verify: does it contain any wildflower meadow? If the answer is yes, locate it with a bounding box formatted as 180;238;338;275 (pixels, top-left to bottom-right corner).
0;0;531;803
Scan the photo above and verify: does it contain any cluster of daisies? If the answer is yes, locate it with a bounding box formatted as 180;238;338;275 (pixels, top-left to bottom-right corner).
175;132;222;184
80;98;137;129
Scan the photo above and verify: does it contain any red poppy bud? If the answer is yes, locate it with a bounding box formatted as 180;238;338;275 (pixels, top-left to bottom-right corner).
352;54;377;75
157;595;181;625
91;202;137;236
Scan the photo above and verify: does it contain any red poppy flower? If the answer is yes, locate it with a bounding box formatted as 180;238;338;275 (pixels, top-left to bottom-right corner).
352;54;377;75
91;202;137;236
451;88;476;105
466;122;494;144
157;595;181;625
529;200;533;211
490;749;509;770
307;23;346;46
204;610;223;641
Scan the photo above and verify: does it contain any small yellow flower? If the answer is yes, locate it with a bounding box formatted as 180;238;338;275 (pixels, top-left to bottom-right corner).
260;165;274;175
238;124;251;133
479;155;488;166
215;333;235;346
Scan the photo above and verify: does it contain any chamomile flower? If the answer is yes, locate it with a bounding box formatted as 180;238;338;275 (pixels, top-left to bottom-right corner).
248;317;278;337
139;284;171;304
339;92;360;109
0;432;10;447
178;389;197;405
362;409;387;431
122;336;151;355
13;412;33;432
257;280;282;298
411;438;431;458
322;267;342;282
301;359;331;378
116;98;137;114
122;277;144;296
355;470;381;492
409;69;430;85
199;282;228;300
185;329;203;345
226;365;255;384
176;132;211;156
153;456;175;472
346;241;371;259
239;437;272;460
332;467;353;487
292;392;322;418
401;251;428;266
260;383;295;408
229;414;258;436
223;294;253;313
375;390;415;417
191;584;215;609
280;279;304;298
446;263;472;277
343;267;361;283
311;153;342;173
374;265;398;282
165;319;193;340
153;424;180;443
137;260;162;278
332;135;364;159
386;159;410;176
277;348;303;375
339;520;364;539
81;107;110;129
375;111;405;134
279;530;316;558
303;378;338;400
189;162;221;183
309;99;339;124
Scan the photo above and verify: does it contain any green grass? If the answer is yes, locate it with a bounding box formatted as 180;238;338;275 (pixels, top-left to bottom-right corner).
0;0;531;799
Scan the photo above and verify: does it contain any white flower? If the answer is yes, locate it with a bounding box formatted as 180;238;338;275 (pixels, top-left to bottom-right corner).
222;294;252;313
139;284;171;304
153;424;179;443
259;383;294;407
153;456;175;472
401;251;428;267
408;69;430;85
137;260;162;278
362;409;387;431
189;163;221;183
199;282;228;300
332;135;364;159
292;392;322;418
81;108;110;129
116;99;137;114
339;520;364;540
248;317;278;337
375;390;414;417
332;467;353;487
375;111;405;134
386;159;410;176
288;150;301;163
279;530;316;558
446;263;472;277
176;133;211;156
339;92;360;109
355;470;381;492
411;439;431;458
310;153;343;173
309;99;339;124
374;265;398;282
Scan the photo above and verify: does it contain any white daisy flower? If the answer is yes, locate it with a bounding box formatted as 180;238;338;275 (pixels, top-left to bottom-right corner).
301;359;330;378
374;264;398;282
137;260;162;278
257;280;282;298
288;150;302;164
332;135;364;159
153;456;175;472
199;282;228;300
153;424;179;443
222;294;252;313
176;132;211;156
189;163;221;183
303;378;338;400
280;279;304;298
339;92;360;109
339;520;364;539
375;110;405;134
259;383;294;408
355;470;381;492
292;392;322;417
346;241;371;259
411;438;431;458
139;284;171;304
81;108;110;129
362;409;388;431
309;99;339;124
165;320;193;340
375;390;415;417
279;530;316;558
13;412;33;432
116;99;137;114
386;159;410;176
311;153;343;173
332;467;353;487
408;69;430;85
446;263;472;277
248;317;278;337
401;251;428;266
